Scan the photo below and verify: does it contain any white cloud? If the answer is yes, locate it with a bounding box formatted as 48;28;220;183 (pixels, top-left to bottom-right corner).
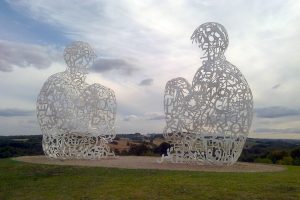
139;78;153;86
255;106;300;118
144;112;165;120
0;40;60;72
91;57;138;75
123;115;139;121
0;108;34;117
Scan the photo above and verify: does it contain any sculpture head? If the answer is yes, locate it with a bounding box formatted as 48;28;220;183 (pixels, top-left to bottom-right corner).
63;41;96;78
191;22;228;60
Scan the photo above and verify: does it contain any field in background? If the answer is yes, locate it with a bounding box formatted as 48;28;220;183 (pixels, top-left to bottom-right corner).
0;158;299;200
1;134;300;165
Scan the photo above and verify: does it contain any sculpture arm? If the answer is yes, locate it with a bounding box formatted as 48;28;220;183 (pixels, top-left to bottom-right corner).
163;77;192;140
36;74;65;134
83;83;117;140
37;73;79;134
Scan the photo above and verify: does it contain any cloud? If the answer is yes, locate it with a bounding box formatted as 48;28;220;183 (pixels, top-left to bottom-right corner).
145;112;164;120
90;57;138;75
255;106;300;118
0;108;35;117
255;128;300;134
27;119;37;124
123;115;139;121
123;112;165;121
272;84;281;89
0;40;58;72
139;78;154;86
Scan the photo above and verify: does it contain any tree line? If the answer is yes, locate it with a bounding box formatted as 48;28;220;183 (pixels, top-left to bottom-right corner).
1;135;300;166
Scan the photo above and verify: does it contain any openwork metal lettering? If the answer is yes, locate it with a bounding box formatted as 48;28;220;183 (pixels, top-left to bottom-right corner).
160;22;253;165
37;41;117;159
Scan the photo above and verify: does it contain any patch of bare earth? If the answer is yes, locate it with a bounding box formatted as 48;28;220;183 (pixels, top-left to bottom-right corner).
13;156;285;172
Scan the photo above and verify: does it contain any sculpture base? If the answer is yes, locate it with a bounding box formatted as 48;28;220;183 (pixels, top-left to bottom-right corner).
160;135;246;166
13;156;285;172
42;133;115;160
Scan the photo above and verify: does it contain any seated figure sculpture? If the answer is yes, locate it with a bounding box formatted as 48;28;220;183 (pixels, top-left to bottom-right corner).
160;22;253;165
36;41;116;159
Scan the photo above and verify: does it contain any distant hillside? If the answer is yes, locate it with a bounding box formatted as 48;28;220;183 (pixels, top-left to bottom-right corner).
0;134;299;165
240;138;300;165
0;135;43;158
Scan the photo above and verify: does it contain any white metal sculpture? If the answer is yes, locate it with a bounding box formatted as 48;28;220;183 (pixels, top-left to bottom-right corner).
160;22;253;165
36;41;117;159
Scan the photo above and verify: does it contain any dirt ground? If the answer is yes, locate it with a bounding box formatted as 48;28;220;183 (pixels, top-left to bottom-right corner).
13;156;285;172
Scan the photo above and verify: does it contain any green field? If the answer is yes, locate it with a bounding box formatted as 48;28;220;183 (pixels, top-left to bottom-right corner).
0;159;300;200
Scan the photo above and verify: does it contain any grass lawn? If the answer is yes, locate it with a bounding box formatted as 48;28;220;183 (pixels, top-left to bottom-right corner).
0;158;299;200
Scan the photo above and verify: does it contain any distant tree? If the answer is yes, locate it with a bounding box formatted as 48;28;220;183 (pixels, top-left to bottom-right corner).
277;156;293;165
291;147;300;159
128;144;149;156
121;150;128;155
268;150;288;164
114;149;120;155
239;149;255;162
254;158;272;164
293;159;300;166
291;147;300;166
0;135;43;158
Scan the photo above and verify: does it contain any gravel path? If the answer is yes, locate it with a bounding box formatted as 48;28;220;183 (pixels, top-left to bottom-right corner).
13;156;285;172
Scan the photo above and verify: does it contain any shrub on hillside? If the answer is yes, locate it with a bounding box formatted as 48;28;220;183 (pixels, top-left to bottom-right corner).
128;143;150;156
268;150;288;164
277;156;293;165
254;158;272;164
293;159;300;166
291;147;300;159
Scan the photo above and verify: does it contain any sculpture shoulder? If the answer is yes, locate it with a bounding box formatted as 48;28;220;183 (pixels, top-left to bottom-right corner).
41;72;67;88
224;61;247;80
223;61;252;94
165;77;191;90
84;83;116;105
38;72;69;98
192;60;250;88
89;83;115;96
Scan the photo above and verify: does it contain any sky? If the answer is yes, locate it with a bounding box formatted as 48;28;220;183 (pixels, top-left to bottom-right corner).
0;0;300;139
